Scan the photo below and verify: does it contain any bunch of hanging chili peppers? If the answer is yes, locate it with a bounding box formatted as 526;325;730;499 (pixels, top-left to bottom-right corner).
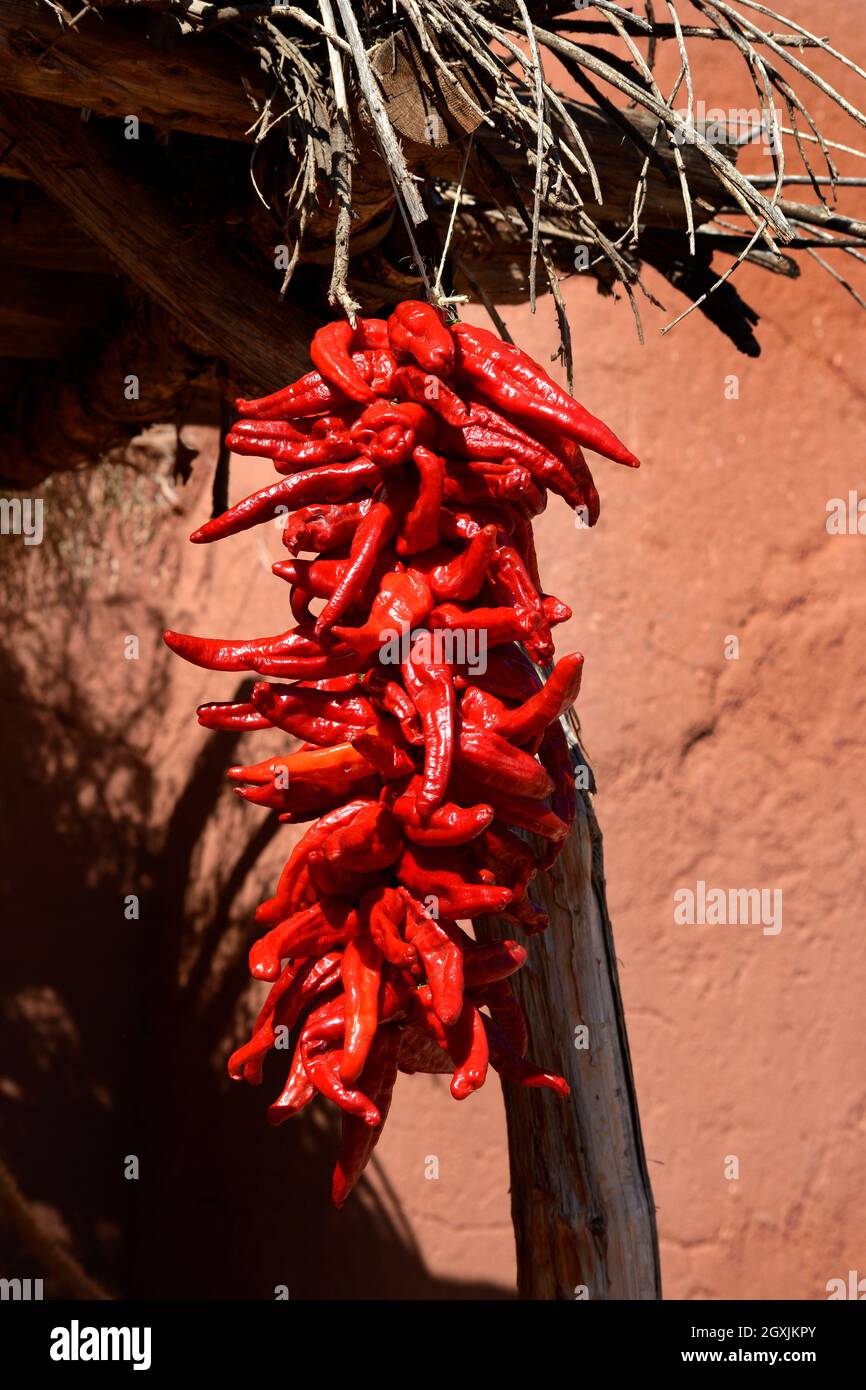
164;302;638;1206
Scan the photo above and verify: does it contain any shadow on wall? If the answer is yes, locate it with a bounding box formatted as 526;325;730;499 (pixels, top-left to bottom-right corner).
0;607;510;1302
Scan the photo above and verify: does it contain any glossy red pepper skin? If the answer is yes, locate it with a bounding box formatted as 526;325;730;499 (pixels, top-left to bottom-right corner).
451;322;640;468
165;302;640;1203
387;301;454;375
310;319;390;403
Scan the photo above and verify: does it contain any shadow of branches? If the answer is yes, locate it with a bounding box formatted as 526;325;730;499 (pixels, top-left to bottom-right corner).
0;481;510;1299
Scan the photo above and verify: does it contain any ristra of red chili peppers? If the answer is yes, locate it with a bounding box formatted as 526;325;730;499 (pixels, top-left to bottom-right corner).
165;302;638;1206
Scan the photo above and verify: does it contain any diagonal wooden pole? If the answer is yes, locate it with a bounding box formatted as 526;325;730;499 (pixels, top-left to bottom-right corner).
480;711;661;1300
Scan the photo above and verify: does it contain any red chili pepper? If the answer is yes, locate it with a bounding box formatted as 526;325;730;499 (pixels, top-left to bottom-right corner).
348;400;438;468
390;363;469;425
310;318;390;403
332;571;433;661
339;933;384;1084
332;1025;400;1206
452;322;640;467
250;898;359;981
166;302;640;1204
387;301;454;375
396;845;512;920
396;445;445;556
402;638;455;814
282;500;371;555
189;459;380;544
400;898;465;1027
362;886;416;969
314;488;407;634
407;527;497;603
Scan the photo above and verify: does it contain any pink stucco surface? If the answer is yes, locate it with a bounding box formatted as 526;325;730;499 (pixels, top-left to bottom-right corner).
5;2;863;1302
366;0;866;1295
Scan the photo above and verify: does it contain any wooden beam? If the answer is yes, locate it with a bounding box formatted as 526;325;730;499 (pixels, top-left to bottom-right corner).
0;4;729;234
0;266;120;357
0;92;318;394
0;296;213;487
0;1;258;139
479;717;661;1300
0;183;116;273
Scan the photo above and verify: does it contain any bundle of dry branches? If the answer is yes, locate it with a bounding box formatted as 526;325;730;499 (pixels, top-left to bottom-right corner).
2;1;863;482
58;0;866;374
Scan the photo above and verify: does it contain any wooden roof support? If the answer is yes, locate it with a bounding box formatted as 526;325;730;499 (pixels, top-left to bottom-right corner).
0;91;318;393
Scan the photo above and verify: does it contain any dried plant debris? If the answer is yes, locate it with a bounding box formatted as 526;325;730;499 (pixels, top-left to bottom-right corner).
36;2;866;360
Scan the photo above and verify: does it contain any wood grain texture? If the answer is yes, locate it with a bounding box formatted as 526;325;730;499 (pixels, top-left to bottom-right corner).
0;92;317;392
479;715;661;1300
0;1;257;138
0;3;729;233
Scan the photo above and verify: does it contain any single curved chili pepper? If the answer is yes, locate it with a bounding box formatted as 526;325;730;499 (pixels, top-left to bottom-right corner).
488;541;556;662
350;726;417;781
396;445;445;556
495;653;584;743
189;459;380;544
348;401;438;468
363;673;423;745
407;527;497;603
164;623;342;674
196;701;273;732
387;779;493;846
400;897;465;1027
235;369;350;421
301;1037;382;1124
458;685;508;731
452;322;640;467
227;428;357;473
450;770;569;845
412;985;489;1100
396;845;512;920
332;1025;400;1207
282;500;372;555
390;363;469;425
267;1040;316;1125
482;1013;569;1096
339;934;384;1084
228;741;375;790
456;724;554;800
249;683;375;746
231;417;307;441
387;301;454;375
310;318;389;403
362;886;416;969
430;601;538;647
249;898;359;981
402;639;455;814
315;488;407;634
332;571;433;661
